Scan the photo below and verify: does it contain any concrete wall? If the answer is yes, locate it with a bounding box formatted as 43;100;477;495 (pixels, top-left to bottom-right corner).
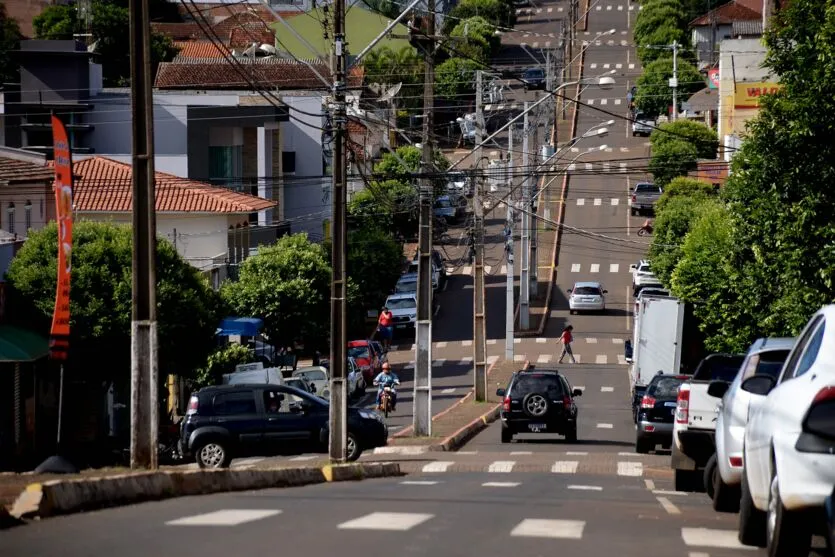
692;25;733;64
0;183;53;239
718;39;771;154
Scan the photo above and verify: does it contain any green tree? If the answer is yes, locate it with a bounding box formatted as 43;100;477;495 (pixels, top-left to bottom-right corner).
0;3;22;85
32;4;78;39
348;179;418;239
636;25;689;65
436;57;481;100
195;344;257;388
374;145;449;180
347;227;403;311
444;0;514;34
221;234;332;350
649;195;718;284
649;138;699;186
650;120;718;159
364;45;423;109
636;56;704;118
654;176;716;212
449;16;500;62
6;221;221;378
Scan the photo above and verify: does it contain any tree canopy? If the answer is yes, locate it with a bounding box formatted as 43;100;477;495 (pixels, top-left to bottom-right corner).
364;45;423;109
444;0;514;34
6;221;221;378
636;56;704;117
435;57;481;100
348;179;418;239
650;120;718;159
449;16;500;62
0;4;21;85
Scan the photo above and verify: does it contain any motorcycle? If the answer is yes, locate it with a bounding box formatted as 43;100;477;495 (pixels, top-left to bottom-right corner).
378;385;395;417
637;220;653;236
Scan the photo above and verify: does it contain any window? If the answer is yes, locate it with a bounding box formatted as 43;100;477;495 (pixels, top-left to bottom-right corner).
282;151;296;173
792;322;825;379
24;201;32;231
264;388;304;414
6;203;14;234
780;316;824;383
347;346;370;360
212;391;257;415
649;376;685;398
573;286;602;296
386;297;416;310
512;374;566;397
741;350;792;381
209;145;243;181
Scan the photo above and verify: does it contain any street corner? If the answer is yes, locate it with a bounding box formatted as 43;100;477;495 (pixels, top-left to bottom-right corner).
431;403;502;452
321;461;403;482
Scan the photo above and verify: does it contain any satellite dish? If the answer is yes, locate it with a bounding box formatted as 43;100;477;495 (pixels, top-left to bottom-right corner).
259;44;277;55
379;82;402;103
87;40;98;53
242;43;259;57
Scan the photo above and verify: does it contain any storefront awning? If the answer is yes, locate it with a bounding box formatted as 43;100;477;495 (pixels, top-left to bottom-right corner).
216;317;264;337
0;325;49;362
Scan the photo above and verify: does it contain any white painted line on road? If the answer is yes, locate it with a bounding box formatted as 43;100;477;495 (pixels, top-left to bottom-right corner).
537;354;552;364
488;460;516;473
514;337;522;344
558;6;563;11
568;163;576;171
288;455;318;461
590;63;597;69
510;450;533;455
536;7;541;12
441;388;456;394
688;553;711;557
621;40;628;46
569;485;603;491
574;385;585;391
620;147;629;152
618;461;644;477
628;63;635;69
657;497;682;515
587;99;595;105
483;481;521;487
232;457;265;468
373;445;428;455
576;198;585;206
532;41;539;48
500;264;507;274
166;510;281;526
629;4;634;9
614;98;622;105
609;263;620;272
536;337;547;343
462;265;472;275
596;355;608;364
606;4;612;9
610;199;619;207
594;198;602;206
514;354;526;362
545;41;551;47
595;4;601;9
585;337;598;343
339;512;434;531
547;6;552;11
644;479;655;490
457;451;478;455
618;4;623;9
601;386;614;392
620;161;627;170
511;519;585;539
487;355;499;364
566;451;588;456
487;339;497;345
607;40;615;46
681;528;755;549
462;340;472;347
597;423;614;429
612;338;624;344
590;264;600;273
432;359;446;367
401;480;440;485
653;490;689;496
603;63;610;69
616;63;623;69
618;354;627;365
619;451;640;457
551;460;579;474
600;98;609;105
571;147;579;153
436;341;448;348
422;461;454;473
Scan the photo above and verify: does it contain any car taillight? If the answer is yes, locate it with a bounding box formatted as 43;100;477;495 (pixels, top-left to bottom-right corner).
675;385;690;424
802;386;835;438
631;194;637;202
503;396;511;412
186;395;199;415
640;395;656;409
729;456;743;468
563;395;571;407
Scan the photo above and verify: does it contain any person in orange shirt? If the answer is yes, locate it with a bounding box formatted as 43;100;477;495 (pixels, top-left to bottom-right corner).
558;325;577;364
377;306;394;350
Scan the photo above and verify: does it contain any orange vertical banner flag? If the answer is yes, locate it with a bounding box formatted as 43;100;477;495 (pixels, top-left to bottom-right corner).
50;114;73;360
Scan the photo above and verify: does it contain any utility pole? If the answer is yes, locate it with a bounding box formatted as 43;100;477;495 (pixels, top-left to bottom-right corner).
505;121;514;361
671;40;679;120
473;69;486;401
328;0;348;462
519;102;530;330
529;96;540;299
414;0;435;436
129;0;158;470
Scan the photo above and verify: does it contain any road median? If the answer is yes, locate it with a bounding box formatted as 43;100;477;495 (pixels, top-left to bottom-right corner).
6;461;402;523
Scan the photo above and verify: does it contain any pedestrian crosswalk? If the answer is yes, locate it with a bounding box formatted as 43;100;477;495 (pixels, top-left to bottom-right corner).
568;263;623;273
414;458;643;476
565;161;631;173
575;197;623;207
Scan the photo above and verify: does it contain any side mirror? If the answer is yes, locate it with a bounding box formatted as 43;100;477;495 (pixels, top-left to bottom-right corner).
496;388;506;397
566;289;572;294
707;380;730;399
629;264;637;271
572;388;583;397
741;375;776;396
602;290;609;294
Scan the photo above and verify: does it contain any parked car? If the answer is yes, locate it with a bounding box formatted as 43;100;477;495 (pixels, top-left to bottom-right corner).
180;384;388;466
631;110;654;136
292;364;364;400
636;373;689;453
497;368;583;443
630;259;663;296
317;357;366;398
446;171;468;195
738;306;835;555
347;340;383;384
395;273;418;294
567;281;607;314
285;376;315;395
384;292;417;332
406;259;441;290
434;194;466;223
707;337;794;512
629;182;663;216
521;67;546;90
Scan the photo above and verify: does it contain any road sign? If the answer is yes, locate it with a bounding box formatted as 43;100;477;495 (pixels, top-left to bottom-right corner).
708;68;719;89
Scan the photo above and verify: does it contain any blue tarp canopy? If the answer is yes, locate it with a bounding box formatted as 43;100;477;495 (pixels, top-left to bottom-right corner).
216;317;264;337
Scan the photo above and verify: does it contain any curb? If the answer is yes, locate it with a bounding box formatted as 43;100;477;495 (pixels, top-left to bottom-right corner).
390;359;496;439
9;462;402;520
431;360;531;451
581;0;590;31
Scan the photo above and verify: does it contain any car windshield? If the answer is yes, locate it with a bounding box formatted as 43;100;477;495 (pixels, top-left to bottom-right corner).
694;356;746;382
294;370;327;382
386;298;416;310
754;350;791;378
512;374;565;396
347;346;370;360
573;286;601;296
396;280;417;293
525;69;543;78
648;376;685;398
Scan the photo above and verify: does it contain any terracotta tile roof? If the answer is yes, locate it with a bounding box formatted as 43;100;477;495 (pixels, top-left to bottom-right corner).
66;157;276;213
173;40;230;60
0;156;55;185
734;0;764;13
691;1;762;25
176;3;301;22
229;24;276;48
154;58;365;91
211;11;273;40
151;22;202;40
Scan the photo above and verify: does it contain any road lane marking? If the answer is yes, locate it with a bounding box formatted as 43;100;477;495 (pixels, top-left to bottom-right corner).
338;512;434;531
576;198;585;206
514;338;522;344
487;339;497;345
601;386;614;392
440;388;456;394
536;337;547;343
537;354;552;363
462;340;472;346
462;265;472;275
571;263;581;272
657;497;681;515
590;63;597;69
590;264;600;273
611;198;619;206
488;460;516;473
457;451;478;455
600;98;608;105
610;263;620;272
422;461;454;473
511;519;585;539
629;63;635;69
514;354;526;362
510;451;532;455
603;63;610;69
487;355;499;364
618;461;644;476
618;4;623;9
551;460;579;474
483;482;521;487
568;485;602;491
688;553;711;557
401;480;440;485
653;490;688;496
644;479;655;490
681;528;755;549
597;423;613;429
166;510;281;526
566;451;588;455
596;355;608;364
574;385;585;391
606;4;612;9
594;198;602;206
436;341;448;348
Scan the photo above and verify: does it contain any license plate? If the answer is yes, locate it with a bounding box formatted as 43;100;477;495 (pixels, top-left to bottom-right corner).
528;423;546;432
664;402;677;407
396;324;409;329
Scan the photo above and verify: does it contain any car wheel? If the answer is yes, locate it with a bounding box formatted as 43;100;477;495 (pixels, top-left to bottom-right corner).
565;422;577;442
766;471;811;556
501;426;513;443
522;392;549;418
635;434;652;454
345;432;362;462
674;469;700;492
195;440;231;469
707;454;741;513
738;468;767;547
704;454;718;499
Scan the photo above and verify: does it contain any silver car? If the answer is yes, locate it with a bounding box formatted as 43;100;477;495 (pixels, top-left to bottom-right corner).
568;281;607;313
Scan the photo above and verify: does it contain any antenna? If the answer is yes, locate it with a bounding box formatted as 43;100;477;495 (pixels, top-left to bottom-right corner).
379;82;402;103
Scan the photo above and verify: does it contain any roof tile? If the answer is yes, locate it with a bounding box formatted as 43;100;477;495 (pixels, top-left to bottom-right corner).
0;156;54;185
228;24;276;48
151;22;202;40
173;40;230;60
691;1;762;25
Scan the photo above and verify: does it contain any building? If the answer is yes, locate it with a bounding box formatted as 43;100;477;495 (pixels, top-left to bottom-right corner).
0;147;56;244
68;156;277;284
689;0;763;66
3;0;52;37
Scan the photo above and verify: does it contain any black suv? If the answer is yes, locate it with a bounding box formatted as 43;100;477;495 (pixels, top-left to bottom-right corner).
180;384;388;468
522;68;546;90
635;373;688;453
497;369;583;443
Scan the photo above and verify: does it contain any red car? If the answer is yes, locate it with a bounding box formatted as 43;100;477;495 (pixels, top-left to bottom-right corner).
347;340;384;384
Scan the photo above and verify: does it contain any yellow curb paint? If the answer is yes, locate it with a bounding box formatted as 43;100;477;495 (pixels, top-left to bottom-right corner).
26;483;43;492
321;465;334;482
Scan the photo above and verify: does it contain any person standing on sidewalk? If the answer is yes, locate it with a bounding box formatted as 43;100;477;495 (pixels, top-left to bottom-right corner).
558;325;577;364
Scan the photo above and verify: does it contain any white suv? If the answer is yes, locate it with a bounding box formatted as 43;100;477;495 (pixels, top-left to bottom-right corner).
630;259;663;296
738;305;835;555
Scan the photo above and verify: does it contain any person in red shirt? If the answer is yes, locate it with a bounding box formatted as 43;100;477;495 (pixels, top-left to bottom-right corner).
558;325;577;364
377;307;394;350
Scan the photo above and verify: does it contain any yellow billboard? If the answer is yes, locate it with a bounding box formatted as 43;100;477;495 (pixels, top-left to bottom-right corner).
734;82;781;108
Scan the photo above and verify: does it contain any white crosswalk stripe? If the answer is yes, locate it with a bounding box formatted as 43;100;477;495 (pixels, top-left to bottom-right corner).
576;198;585;206
618;354;627;365
422;461;454;473
488;460;516;473
462;265;472;275
537;354;552;364
618;461;644;477
551;460;579;474
614;98;622;105
339;512;434;531
617;4;623;9
436;341;447;348
610;263;620;272
166;510;281;526
568;163;576;171
596;354;608;364
621;40;628;46
590;263;600;273
606;4;612;9
511;519;585;539
607;40;615;46
571;263;581;272
585;337;597;343
536;337;547;343
600;98;608;105
483;481;521;487
629;63;635;69
590;63;597;69
462;340;472;347
616;63;623;69
681;528;751;549
603;63;610;69
487;355;499;364
594;198;602;206
514;354;526;362
612;337;624;344
601;386;614;392
441;388;456;394
487;339;497;345
610;198;619;206
585;163;593;170
597;423;613;429
587;98;595;105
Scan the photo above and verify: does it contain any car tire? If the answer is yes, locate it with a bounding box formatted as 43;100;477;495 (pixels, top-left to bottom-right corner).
346;432;362;462
565;422;577;442
738;468;767;547
706;454;741;513
635;434;652;454
501;426;513;443
521;392;549;418
766;471;811;557
194;439;232;469
674;468;700;492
